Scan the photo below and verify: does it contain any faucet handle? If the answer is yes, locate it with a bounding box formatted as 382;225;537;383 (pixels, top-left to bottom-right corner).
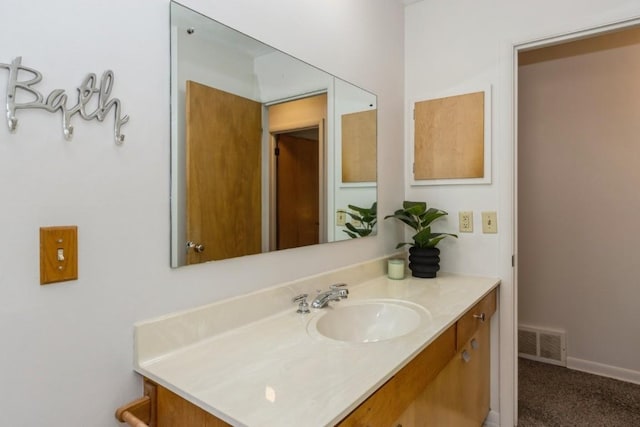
330;283;349;298
292;294;310;314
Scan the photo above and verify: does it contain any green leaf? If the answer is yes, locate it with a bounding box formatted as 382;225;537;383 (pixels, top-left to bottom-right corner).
345;222;358;232
384;212;419;230
413;227;433;247
420;208;448;227
403;201;427;216
425;233;458;247
343;230;358;239
395;242;412;249
346;212;363;222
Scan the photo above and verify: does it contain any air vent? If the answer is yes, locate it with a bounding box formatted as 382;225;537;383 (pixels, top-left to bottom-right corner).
518;325;566;366
518;328;537;356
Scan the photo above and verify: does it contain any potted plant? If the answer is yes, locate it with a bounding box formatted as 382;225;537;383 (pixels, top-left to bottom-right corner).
343;202;377;238
384;201;457;278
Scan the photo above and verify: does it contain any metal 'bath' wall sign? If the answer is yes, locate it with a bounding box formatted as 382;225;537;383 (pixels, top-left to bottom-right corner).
1;57;129;145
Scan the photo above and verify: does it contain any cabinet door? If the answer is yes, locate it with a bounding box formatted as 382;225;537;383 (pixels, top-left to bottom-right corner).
408;321;490;426
155;382;231;427
338;325;456;427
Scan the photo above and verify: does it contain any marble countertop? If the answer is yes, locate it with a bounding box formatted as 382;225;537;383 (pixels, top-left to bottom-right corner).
134;265;500;427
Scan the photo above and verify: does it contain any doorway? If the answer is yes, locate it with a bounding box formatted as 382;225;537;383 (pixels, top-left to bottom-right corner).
274;128;320;250
267;93;327;251
515;23;640;422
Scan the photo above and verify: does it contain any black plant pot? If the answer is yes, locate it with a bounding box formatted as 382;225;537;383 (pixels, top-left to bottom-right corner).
408;247;440;278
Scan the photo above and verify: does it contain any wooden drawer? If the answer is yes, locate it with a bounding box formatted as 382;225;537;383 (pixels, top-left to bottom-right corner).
456;288;496;351
338;324;456;426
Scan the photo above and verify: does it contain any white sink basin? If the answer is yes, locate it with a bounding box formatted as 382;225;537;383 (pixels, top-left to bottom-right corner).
307;299;430;343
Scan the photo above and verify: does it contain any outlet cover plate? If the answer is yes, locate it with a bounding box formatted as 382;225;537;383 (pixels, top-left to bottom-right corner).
459;211;473;232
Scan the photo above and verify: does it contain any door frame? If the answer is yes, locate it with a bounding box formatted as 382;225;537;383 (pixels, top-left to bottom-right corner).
268;120;326;252
510;16;640;424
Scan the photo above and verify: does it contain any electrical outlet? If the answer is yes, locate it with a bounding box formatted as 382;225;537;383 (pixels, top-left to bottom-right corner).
349;209;361;227
482;211;498;233
459;211;473;232
336;210;347;226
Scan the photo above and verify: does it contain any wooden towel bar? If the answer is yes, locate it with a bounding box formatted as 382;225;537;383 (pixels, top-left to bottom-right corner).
115;380;156;427
115;396;150;427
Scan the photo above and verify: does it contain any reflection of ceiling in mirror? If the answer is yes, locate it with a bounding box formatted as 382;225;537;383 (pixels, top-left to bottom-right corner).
171;1;274;58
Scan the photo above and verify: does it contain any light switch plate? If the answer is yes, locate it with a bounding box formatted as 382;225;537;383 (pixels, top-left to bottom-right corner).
336;210;347;226
40;226;78;285
481;212;498;234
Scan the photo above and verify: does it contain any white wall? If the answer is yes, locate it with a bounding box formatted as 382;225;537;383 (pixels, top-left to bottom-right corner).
0;0;404;426
518;31;640;376
405;1;640;425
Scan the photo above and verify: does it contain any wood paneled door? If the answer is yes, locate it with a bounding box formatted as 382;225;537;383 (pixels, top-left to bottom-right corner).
275;132;319;250
185;81;262;263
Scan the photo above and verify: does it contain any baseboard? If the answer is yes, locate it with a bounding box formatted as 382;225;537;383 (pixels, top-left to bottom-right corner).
567;357;640;385
483;409;500;427
519;353;566;367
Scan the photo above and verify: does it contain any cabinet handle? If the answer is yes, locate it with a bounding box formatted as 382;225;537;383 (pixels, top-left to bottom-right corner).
462;350;471;363
471;338;479;350
473;312;486;322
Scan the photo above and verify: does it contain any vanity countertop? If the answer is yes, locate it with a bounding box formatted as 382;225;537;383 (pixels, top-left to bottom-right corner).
134;269;500;426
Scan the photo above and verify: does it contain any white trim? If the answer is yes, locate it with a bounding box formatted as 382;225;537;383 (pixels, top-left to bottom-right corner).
567;357;640;386
519;354;566;368
338;182;376;189
408;84;492;186
517;16;640;52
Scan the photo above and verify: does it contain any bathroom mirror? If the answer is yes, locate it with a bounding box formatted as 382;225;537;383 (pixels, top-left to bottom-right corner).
170;1;378;267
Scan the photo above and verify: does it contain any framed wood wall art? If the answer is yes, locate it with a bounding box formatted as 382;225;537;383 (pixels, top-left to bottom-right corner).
342;109;377;183
411;86;491;185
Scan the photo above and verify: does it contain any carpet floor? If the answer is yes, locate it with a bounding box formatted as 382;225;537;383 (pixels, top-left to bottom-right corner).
518;357;640;426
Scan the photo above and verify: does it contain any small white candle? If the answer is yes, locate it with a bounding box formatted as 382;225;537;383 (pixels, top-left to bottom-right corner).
387;258;405;280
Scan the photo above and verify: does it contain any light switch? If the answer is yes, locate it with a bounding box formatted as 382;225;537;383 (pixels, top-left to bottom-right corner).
40;226;78;285
336;210;347;226
481;212;498;234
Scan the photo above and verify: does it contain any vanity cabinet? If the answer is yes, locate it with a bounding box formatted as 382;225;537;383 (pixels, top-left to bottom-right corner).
142;379;231;427
395;321;491;426
337;325;457;427
137;288;496;427
340;288;496;427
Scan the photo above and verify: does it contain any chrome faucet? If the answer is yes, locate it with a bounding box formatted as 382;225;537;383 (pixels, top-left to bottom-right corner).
311;283;348;308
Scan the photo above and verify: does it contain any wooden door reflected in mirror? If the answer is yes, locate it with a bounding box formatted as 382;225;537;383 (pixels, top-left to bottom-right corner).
186;81;262;264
